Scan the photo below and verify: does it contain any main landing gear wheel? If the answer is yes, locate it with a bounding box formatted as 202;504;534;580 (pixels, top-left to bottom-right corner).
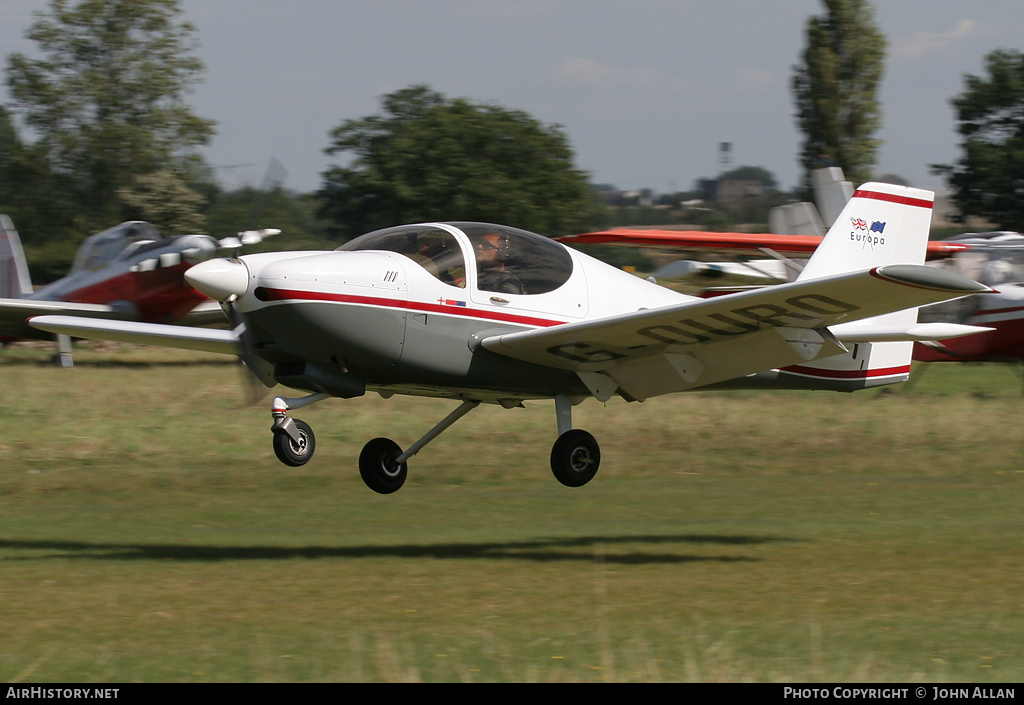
273;419;315;467
550;429;600;488
359;437;408;494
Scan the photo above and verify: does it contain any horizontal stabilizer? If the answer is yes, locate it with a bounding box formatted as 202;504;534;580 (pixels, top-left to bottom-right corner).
28;315;242;356
832;322;994;343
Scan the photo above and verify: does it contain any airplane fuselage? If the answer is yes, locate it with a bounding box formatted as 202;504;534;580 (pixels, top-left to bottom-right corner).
914;283;1024;362
230;223;687;402
32;258;209;324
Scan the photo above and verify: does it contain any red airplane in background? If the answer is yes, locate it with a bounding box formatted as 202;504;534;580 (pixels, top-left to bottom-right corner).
0;215;277;365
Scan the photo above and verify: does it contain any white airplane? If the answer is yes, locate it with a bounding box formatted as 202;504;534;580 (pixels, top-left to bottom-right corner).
29;183;993;493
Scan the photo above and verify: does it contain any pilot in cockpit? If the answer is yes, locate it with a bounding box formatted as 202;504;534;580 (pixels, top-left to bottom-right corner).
475;231;523;295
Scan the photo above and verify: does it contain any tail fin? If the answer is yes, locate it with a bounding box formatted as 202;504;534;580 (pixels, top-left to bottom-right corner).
811;166;855;228
768;166;854;236
797;182;934;282
785;183;937;390
0;215;33;298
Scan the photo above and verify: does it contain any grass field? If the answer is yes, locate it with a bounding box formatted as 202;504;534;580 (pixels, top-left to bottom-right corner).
1;344;1023;682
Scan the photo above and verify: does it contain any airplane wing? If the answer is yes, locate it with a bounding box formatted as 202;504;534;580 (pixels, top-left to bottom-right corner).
556;229;972;260
0;295;228;341
0;298;138;340
480;264;991;401
557;229;824;256
26;316;242;356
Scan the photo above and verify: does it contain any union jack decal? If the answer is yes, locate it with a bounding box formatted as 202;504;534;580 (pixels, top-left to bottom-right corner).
851;217;868;230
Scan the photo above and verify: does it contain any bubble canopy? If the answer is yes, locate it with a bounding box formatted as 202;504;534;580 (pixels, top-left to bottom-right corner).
337;222;574;295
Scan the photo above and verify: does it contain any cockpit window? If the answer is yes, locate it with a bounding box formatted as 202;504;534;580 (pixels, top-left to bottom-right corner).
455;223;573;295
69;222;162;273
337;225;466;288
946;249;1024;287
338;222;574;295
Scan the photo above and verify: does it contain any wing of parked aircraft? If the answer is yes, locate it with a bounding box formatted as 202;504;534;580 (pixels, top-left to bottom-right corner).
0;298;140;340
557;228;972;261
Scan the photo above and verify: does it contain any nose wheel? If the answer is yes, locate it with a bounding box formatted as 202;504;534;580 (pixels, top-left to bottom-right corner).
270;393;330;467
273;419;315;466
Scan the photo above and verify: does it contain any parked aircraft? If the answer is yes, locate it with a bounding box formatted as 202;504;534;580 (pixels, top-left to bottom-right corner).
914;231;1024;362
30;183;991;493
0;216;278;364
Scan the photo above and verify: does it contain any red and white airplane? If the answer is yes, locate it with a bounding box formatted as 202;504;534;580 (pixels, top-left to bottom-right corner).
29;183;991;493
913;231;1024;362
559;169;1024;363
0;216;277;364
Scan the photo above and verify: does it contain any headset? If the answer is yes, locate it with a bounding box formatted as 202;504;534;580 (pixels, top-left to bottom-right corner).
495;233;512;262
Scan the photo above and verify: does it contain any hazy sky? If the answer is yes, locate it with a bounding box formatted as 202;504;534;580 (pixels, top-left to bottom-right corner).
1;1;1022;195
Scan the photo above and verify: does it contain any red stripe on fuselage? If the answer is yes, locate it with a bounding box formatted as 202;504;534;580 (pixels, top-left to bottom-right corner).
974;303;1024;317
852;189;933;210
780;364;911;380
258;287;565;328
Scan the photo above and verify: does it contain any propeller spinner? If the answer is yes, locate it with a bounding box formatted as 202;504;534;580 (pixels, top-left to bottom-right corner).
185;258;250;302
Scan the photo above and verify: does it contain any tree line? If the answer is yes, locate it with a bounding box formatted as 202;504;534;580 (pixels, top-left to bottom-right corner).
2;0;1022;283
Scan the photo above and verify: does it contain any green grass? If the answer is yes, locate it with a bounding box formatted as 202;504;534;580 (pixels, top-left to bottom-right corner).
1;345;1023;681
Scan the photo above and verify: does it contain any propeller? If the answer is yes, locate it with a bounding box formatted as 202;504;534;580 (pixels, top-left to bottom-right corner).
225;300;276;405
186;258;275;403
217;228;281;254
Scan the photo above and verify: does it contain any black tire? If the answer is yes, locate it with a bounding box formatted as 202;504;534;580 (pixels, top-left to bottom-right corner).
359;437;408;494
273;419;315;467
550;429;600;487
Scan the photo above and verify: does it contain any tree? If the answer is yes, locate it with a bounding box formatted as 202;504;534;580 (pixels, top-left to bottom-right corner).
0;104;80;260
933;49;1024;231
0;106;25;210
791;0;886;188
4;0;215;238
117;169;206;235
318;85;593;240
719;165;779;191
